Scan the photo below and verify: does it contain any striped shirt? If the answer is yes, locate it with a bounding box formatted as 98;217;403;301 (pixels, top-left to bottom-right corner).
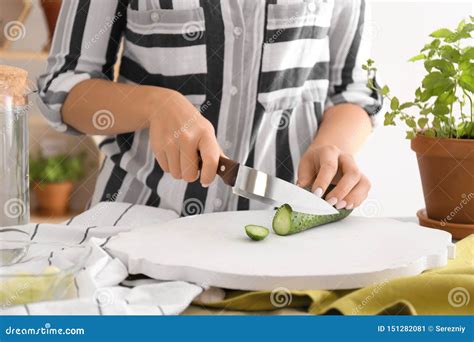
38;0;381;216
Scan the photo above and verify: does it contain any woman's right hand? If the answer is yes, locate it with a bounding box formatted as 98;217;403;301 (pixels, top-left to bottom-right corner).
148;89;221;187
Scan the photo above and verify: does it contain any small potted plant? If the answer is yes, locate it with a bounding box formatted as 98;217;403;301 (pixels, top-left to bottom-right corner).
30;153;85;216
364;17;473;239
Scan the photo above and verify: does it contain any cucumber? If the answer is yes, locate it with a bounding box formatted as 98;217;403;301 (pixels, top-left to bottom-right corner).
272;204;352;236
245;225;270;241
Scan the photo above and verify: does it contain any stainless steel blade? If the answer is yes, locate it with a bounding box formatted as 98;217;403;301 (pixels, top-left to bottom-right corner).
232;165;339;215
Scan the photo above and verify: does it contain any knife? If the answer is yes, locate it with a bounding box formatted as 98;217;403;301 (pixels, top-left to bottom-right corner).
213;157;339;215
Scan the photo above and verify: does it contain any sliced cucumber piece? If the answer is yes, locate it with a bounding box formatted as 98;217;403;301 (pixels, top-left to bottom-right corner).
245;225;270;241
272;204;352;236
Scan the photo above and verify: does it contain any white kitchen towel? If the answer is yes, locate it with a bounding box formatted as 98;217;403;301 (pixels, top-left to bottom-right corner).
0;202;206;315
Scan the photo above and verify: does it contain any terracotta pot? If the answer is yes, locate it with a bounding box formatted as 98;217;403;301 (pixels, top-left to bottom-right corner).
40;0;62;43
411;134;474;226
33;181;73;216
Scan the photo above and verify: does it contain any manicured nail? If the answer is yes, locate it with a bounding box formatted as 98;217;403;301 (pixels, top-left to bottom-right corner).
327;197;338;206
314;187;323;198
202;183;210;188
346;203;354;210
336;200;347;210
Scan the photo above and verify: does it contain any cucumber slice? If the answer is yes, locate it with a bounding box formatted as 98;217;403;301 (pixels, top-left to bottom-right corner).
245;225;270;241
272;204;352;236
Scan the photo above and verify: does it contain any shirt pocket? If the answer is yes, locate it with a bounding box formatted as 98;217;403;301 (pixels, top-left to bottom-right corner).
122;7;208;107
257;0;333;113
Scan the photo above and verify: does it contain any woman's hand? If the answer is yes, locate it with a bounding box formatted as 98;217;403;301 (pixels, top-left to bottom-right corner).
297;144;371;210
148;89;221;187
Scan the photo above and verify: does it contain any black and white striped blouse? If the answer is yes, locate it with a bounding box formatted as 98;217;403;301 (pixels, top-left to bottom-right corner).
38;0;381;216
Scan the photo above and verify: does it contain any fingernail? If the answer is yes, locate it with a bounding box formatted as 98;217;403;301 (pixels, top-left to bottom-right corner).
314;187;323;198
346;203;354;210
202;183;210;188
327;197;338;206
336;200;347;210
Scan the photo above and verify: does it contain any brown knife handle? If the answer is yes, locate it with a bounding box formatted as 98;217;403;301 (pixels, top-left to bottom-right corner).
198;156;240;187
216;157;240;186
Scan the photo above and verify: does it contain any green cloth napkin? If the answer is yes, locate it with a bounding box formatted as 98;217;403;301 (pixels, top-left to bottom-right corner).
196;235;473;315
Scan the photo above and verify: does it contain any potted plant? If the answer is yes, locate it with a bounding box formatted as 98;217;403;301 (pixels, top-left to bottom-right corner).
363;16;473;239
30;153;85;216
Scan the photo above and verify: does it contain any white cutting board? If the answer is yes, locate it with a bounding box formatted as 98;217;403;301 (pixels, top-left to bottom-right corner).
107;211;455;291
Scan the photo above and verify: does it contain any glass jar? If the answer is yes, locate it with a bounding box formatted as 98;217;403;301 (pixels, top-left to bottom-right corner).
0;80;31;227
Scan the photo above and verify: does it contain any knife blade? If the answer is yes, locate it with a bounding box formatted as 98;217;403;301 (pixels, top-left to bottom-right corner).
215;157;339;215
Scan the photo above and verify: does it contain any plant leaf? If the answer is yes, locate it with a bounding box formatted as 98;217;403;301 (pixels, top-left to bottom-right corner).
424;128;436;137
381;85;390;96
406;118;417;128
461;47;474;61
422;72;455;95
459;60;474;74
439;45;461;62
436;91;457;105
430;28;454;38
399;102;415;110
390;97;399;110
409;54;426;62
424;59;455;76
420;106;432;115
383;112;396;126
418;117;428;129
432;103;450;116
459;73;474;93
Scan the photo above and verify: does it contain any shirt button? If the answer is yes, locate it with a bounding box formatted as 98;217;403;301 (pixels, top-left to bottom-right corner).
233;26;242;37
151;12;160;22
230;86;238;95
307;2;317;12
213;198;223;208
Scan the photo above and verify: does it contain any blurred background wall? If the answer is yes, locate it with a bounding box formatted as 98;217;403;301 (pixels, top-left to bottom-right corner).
0;0;472;219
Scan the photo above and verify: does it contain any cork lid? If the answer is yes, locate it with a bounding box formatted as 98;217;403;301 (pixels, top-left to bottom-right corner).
0;65;29;107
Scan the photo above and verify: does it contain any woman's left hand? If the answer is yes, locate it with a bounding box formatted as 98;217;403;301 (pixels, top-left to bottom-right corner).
297;144;371;210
